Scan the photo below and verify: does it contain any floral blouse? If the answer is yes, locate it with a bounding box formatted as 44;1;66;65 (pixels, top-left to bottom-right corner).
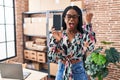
48;24;96;80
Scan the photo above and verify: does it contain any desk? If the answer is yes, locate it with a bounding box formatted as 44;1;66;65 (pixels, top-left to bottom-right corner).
0;68;48;80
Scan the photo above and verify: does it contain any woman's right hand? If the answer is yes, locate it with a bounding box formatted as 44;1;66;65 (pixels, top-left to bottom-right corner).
51;28;62;42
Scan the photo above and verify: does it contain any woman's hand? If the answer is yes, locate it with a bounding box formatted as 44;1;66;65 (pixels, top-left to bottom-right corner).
51;28;62;42
85;13;93;24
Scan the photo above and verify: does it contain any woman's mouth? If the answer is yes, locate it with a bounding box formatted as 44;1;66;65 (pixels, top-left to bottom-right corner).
69;23;74;28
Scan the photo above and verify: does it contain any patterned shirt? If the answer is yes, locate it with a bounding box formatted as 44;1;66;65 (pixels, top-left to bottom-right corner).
48;24;96;80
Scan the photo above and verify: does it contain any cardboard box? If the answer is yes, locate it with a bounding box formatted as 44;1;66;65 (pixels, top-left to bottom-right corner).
29;0;71;11
50;63;58;76
26;61;41;70
37;52;46;63
24;50;37;61
32;23;46;36
32;17;45;23
29;50;37;61
36;45;46;51
24;23;46;36
25;41;34;49
24;18;31;23
35;38;46;45
70;1;83;8
24;50;31;60
24;23;35;35
42;64;48;70
32;62;41;70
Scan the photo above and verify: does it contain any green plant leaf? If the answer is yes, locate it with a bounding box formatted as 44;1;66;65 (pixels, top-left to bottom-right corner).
101;68;109;78
93;47;103;53
105;47;120;63
101;41;114;45
91;53;106;65
85;46;120;80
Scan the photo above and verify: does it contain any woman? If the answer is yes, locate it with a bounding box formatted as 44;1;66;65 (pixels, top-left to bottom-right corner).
48;5;96;80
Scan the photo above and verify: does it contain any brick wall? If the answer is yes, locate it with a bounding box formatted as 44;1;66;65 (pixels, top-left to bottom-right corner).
89;0;120;51
83;0;120;80
10;0;120;79
9;0;29;62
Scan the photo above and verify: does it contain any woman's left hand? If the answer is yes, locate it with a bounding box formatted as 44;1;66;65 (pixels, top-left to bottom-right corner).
85;13;93;24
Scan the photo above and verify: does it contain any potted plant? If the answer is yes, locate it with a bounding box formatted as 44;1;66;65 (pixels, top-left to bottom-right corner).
85;41;120;80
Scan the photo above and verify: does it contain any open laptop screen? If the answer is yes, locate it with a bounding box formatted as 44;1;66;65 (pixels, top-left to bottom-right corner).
0;63;31;80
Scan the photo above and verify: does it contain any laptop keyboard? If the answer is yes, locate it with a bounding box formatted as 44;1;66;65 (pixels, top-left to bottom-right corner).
23;72;31;79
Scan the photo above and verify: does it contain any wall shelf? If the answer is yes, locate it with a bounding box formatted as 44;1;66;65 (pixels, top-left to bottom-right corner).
22;10;63;78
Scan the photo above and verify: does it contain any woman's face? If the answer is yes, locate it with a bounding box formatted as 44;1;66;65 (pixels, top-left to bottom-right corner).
64;9;79;31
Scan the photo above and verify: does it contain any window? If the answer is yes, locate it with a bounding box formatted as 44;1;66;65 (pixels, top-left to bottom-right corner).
0;0;16;61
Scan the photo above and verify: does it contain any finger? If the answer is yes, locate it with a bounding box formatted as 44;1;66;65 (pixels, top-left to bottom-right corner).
52;30;58;36
52;30;56;34
51;26;55;31
51;28;55;33
58;31;62;36
52;27;55;30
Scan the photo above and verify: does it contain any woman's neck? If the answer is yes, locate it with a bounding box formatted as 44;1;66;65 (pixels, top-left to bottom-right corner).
66;29;78;34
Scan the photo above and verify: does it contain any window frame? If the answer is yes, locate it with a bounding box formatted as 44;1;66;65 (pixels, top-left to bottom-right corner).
0;0;16;61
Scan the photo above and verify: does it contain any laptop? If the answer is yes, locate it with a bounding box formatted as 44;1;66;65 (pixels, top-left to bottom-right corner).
0;63;31;80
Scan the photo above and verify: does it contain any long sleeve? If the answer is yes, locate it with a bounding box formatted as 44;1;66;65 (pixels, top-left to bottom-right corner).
48;26;96;80
48;33;63;63
82;24;96;52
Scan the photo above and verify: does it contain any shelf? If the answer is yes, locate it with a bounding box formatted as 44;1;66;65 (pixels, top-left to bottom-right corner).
23;10;63;15
23;11;46;15
24;34;47;38
39;68;48;73
49;10;63;13
24;48;47;52
22;10;63;78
